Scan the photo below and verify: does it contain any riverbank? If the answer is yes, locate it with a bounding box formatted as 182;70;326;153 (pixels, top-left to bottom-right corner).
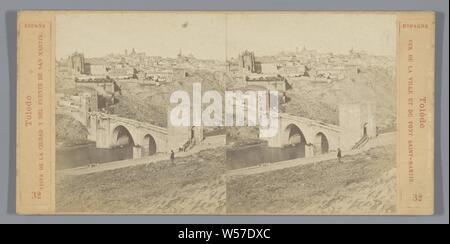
56;133;396;214
56;147;226;214
226;144;396;215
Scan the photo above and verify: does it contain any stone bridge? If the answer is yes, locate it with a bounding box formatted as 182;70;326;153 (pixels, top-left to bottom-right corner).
87;112;171;159
86;112;205;159
263;113;341;157
262;103;377;158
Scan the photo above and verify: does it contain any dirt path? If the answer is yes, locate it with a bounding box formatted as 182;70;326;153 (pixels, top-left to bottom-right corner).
226;132;395;177
56;147;226;214
226;144;396;214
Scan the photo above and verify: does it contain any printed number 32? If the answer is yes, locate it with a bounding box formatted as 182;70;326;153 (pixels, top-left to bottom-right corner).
413;193;423;202
32;191;41;200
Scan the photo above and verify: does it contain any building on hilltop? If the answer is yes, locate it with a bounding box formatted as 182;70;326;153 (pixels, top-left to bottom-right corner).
245;74;287;91
67;52;86;74
173;68;188;79
67;52;110;76
238;50;256;73
84;58;108;76
260;63;279;74
278;65;306;77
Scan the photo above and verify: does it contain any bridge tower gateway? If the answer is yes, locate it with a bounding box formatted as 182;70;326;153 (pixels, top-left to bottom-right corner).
166;105;204;152
168;123;191;152
93;114;112;149
167;123;204;152
338;102;376;150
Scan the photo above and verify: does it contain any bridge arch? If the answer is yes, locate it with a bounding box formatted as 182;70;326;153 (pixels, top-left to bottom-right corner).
142;134;157;156
111;125;135;147
282;123;308;158
313;132;329;154
285;123;306;145
263;113;340;153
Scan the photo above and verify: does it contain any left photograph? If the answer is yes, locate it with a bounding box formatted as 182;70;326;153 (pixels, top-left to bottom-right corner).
54;13;228;214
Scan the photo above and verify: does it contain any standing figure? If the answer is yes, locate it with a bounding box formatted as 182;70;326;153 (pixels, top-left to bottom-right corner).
337;148;342;163
170;150;175;165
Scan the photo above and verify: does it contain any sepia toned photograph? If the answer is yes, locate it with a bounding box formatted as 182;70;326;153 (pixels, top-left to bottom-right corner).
223;13;397;214
55;13;230;214
51;12;399;214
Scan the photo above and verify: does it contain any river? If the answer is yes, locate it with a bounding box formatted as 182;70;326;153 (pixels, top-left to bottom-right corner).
56;143;133;170
226;143;305;170
57;141;307;171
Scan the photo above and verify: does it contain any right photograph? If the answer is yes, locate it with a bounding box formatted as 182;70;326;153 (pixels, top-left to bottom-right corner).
224;13;397;215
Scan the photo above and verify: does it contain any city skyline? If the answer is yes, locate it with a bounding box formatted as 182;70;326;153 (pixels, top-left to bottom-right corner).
56;13;397;61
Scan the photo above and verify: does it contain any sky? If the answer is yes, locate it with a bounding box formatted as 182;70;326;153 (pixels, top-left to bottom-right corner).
56;12;397;61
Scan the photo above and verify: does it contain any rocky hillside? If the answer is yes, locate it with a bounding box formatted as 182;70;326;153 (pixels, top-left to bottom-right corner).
113;70;228;127
285;66;396;131
56;114;89;147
